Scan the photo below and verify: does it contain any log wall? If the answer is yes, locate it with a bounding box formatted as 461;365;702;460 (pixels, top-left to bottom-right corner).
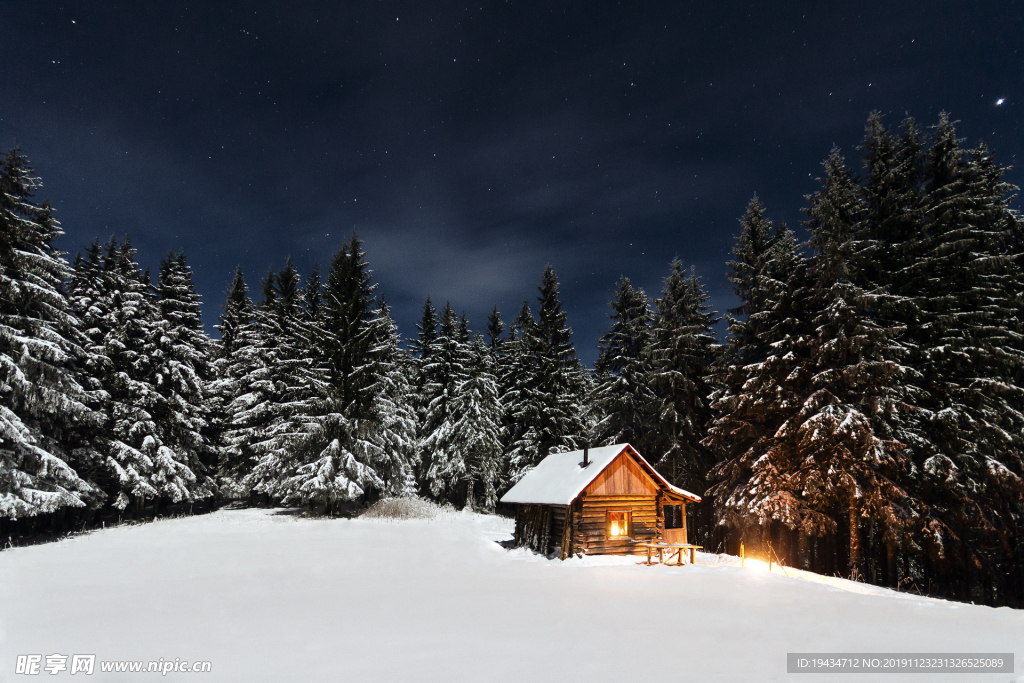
515;504;569;556
572;494;663;556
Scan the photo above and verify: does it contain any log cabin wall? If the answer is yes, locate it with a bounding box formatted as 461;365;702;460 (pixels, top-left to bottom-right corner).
515;504;569;555
574;494;660;555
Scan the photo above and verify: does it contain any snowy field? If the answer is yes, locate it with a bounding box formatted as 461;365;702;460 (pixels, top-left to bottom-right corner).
2;509;1021;683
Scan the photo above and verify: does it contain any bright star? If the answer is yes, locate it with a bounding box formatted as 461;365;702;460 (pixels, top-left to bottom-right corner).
996;98;1005;106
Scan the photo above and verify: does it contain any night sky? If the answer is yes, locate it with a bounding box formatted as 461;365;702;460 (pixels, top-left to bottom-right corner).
2;1;1021;364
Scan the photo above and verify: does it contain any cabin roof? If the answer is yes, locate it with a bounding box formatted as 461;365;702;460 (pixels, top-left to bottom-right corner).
499;443;701;506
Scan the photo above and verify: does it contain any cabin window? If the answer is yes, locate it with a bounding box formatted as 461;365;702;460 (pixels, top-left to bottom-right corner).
665;505;683;530
606;510;631;539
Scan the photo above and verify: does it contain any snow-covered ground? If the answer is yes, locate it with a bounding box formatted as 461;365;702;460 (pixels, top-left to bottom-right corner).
1;508;1021;682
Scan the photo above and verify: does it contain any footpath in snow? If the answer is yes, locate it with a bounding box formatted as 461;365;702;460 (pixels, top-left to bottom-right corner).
1;508;1021;682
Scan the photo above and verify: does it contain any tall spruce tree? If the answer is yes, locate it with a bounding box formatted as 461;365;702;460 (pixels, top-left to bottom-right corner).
647;261;720;492
100;238;200;509
0;146;102;518
486;305;505;348
507;266;588;481
363;301;418;496
452;333;504;510
706;199;807;554
908;115;1024;598
152;251;216;506
593;277;657;453
210;266;258;495
420;302;469;502
271;236;403;511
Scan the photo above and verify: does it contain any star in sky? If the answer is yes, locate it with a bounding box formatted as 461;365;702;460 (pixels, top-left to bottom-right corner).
996;98;1005;106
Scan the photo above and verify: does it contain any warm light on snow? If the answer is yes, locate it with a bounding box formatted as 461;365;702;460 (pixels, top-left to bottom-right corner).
742;557;772;572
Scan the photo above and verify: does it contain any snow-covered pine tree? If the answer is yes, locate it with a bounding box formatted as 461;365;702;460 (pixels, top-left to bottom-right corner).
507;266;588;481
67;239;143;511
229;269;297;500
151;251;216;507
906;115;1024;599
767;148;922;578
96;238;197;511
420;302;470;502
705;198;809;556
209;266;260;496
647;260;719;493
452;333;504;510
0;146;102;519
705;198;799;465
497;301;530;481
272;235;396;512
860;112;924;295
363;301;418;496
486;305;504;349
592;277;657;453
214;266;254;358
408;296;439;485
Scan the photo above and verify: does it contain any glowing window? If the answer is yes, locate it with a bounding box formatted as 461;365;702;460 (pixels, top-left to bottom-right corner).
606;510;631;539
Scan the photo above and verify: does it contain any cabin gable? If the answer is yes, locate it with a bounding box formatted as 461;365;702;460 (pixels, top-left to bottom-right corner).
583;451;659;496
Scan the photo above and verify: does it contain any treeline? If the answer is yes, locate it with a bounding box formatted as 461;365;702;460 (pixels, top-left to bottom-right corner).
1;111;1022;606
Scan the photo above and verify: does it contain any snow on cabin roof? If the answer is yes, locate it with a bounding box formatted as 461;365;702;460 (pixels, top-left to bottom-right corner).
499;443;701;506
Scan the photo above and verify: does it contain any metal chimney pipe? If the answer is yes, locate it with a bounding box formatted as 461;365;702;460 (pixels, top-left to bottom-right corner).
583;446;589;467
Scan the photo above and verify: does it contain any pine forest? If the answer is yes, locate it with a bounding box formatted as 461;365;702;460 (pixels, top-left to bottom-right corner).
2;112;1023;607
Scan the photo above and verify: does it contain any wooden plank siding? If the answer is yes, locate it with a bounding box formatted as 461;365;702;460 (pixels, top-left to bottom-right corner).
583;452;660;497
574;494;661;555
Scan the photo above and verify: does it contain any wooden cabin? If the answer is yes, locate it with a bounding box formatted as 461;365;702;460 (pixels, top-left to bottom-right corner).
500;443;701;559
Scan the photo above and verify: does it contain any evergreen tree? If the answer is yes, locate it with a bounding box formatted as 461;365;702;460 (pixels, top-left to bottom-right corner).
230;269;298;499
215;266;254;358
0;146;101;518
322;234;378;420
452;334;504;510
209;267;259;495
593;277;657;452
486;305;505;348
706;200;808;551
907;115;1024;596
150;251;216;506
498;301;531;479
409;296;439;484
363;301;418;496
507;266;588;481
99;238;199;509
706;199;802;488
647;261;720;492
421;303;469;502
267;236;404;511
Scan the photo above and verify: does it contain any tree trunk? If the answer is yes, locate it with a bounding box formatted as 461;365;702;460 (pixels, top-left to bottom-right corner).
886;542;897;588
848;499;860;578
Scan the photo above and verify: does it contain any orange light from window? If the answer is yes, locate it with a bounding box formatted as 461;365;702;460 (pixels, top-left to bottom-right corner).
608;511;628;538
